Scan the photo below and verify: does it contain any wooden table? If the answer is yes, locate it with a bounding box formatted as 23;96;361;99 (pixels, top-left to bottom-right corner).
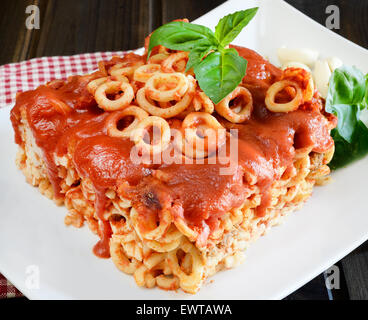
1;0;368;300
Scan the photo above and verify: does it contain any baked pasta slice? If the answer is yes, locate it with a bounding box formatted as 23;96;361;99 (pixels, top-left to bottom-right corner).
11;42;336;293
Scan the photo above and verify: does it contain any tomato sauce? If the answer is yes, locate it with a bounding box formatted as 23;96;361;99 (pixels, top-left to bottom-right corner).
11;46;335;255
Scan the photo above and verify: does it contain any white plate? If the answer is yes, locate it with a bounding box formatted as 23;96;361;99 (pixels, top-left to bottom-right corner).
1;0;368;300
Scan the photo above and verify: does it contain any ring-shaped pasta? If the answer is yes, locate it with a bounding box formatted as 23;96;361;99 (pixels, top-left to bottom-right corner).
134;253;169;288
134;265;149;287
192;92;215;114
162;52;189;73
156;275;180;291
145;73;189;102
106;106;149;139
283;67;314;102
133;64;162;83
130;207;172;240
158;224;183;243
173;217;198;242
215;86;253;123
146;237;182;253
289;156;311;186
48;96;72;115
145;226;183;252
110;61;144;79
323;145;335;164
95;81;134;111
176;112;226;159
110;73;129;83
87;77;108;95
132;116;171;155
98;61;108;76
148;53;170;65
294;146;313;159
167;239;204;294
136;76;195;118
110;237;141;275
265;80;303;113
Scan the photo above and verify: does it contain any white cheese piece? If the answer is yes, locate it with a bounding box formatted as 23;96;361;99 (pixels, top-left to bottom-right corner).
313;60;332;99
327;56;343;72
277;47;319;67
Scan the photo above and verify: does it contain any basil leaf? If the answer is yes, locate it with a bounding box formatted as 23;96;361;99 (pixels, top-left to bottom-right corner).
364;74;368;108
329;120;368;170
148;21;218;58
326;66;368;169
326;66;366;108
329;104;359;143
214;8;259;47
185;45;216;71
194;48;247;104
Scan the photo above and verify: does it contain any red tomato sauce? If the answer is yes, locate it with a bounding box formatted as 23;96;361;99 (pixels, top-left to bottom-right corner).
11;46;335;256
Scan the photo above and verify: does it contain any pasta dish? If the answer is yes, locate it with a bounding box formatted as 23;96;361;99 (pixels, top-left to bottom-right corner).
10;16;338;294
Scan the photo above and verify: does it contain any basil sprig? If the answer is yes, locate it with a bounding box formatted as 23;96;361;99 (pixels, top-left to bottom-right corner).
326;66;368;169
147;8;259;104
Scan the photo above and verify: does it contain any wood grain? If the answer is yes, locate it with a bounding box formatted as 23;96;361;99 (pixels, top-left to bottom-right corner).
34;0;152;57
161;0;225;23
0;0;40;64
341;242;368;299
285;0;368;49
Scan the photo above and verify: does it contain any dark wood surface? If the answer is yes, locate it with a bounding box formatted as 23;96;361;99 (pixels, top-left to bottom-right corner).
1;0;368;300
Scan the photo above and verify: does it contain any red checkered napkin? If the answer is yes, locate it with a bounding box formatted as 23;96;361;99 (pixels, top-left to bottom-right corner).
0;51;127;108
0;51;130;298
0;274;22;299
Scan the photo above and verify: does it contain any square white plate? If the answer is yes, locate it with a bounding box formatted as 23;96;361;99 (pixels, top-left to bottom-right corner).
1;0;368;300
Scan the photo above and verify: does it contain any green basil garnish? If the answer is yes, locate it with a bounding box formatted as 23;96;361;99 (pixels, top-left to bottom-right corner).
193;48;247;104
326;66;368;169
147;8;259;104
215;8;259;48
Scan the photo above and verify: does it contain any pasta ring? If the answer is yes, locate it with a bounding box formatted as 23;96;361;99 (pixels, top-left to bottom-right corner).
132;116;171;156
110;74;129;83
215;86;253;123
110;237;140;275
167;239;204;294
156;275;180;291
130;207;172;240
146;237;182;253
192;92;215;113
87;77;108;95
173;217;198;242
148;53;170;65
145;72;189;102
323;145;335;165
283;67;314;102
98;61;108;76
177;112;226;159
162;52;189;73
136;76;195;118
145;225;183;252
110;61;144;79
48;96;72;115
106;106;149;139
95;81;134;111
133;64;162;83
265;80;303;113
